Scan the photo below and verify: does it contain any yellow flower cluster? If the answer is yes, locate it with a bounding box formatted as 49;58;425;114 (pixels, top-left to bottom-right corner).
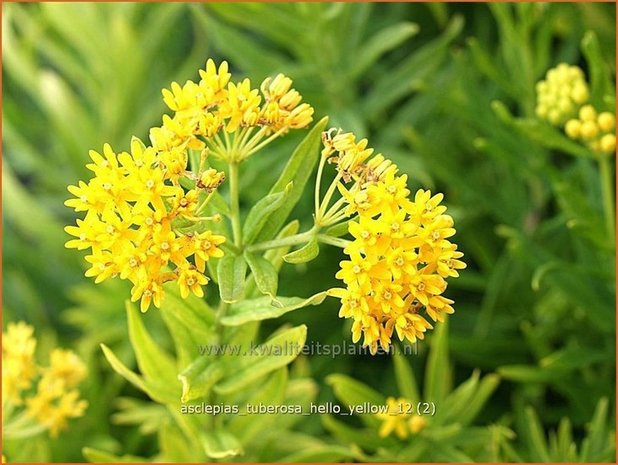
2;322;88;437
154;60;314;161
66;60;314;311
536;63;589;126
65;138;226;312
375;397;427;439
565;105;616;155
325;131;465;354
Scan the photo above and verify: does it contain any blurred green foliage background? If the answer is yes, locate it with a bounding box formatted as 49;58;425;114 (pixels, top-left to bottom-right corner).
2;2;615;462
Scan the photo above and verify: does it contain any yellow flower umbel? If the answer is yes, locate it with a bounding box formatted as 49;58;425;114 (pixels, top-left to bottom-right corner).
65;138;226;312
565;105;616;155
66;60;313;310
2;322;88;438
2;322;37;404
154;59;314;163
322;131;465;354
375;397;427;439
536;63;589;126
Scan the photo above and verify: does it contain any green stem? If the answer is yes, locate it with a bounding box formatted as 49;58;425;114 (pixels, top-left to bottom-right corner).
228;161;243;248
317;234;350;249
246;228;317;253
314;154;327;219
599;155;616;241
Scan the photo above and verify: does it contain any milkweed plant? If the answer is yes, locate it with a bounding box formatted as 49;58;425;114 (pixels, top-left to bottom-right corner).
59;60;469;460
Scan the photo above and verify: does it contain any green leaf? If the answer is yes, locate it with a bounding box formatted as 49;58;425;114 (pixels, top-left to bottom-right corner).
254;116;329;243
457;373;501;426
226;368;288;443
126;301;177;383
244;251;278;300
264;219;300;268
217;255;247;303
100;344;175;405
201;429;243;459
352;22;419;78
498;364;565;383
243;182;293;244
159;423;200;462
582;31;613;106
214;325;307;395
326;374;384;427
424;319;451;403
393;351;420;402
221;292;327;326
523;407;551;462
178;357;226;403
283;237;319;264
159;288;217;369
278;445;356;463
82;447;146;463
324;220;351;238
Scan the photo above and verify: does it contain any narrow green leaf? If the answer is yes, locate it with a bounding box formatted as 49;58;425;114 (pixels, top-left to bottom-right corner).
586;397;609;459
457;373;501;426
352;22;419;78
524;407;551;462
393;351;420;402
221;292;327;326
178;357;225;403
201;429;243;459
424;319;451;403
214;325;307;395
264;219;300;269
325;220;351;238
242;182;292;244
278;445;356;463
326;374;384;427
226;368;288;443
82;447;146;463
159;423;200;462
254;116;329;243
244;251;278;299
159;288;217;369
283;237;319;264
126;301;177;383
217;255;247;303
498;364;564;383
100;344;174;404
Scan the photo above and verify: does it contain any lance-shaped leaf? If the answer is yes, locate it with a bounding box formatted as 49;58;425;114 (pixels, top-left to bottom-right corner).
217;255;247;303
178;357;226;403
213;325;307;395
244;251;278;300
326;374;385;427
254;116;329;243
283;237;319;264
243;182;292;244
221;292;327;326
201;429;243;459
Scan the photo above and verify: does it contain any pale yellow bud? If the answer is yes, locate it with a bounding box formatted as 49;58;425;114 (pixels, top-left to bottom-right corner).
600;134;616;154
580;120;599;140
535;104;548;119
598;112;616;133
579;105;597;122
565;119;581;139
570;83;589;104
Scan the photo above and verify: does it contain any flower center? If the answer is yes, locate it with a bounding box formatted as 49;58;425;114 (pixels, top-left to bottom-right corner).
102;182;112;190
203;240;212;250
187;277;195;286
106;225;115;234
417;282;425;292
395;256;405;267
145;217;154;226
360;230;370;239
161;242;170;251
352;265;361;274
129;257;138;267
432;231;440;240
391;223;400;232
146;179;155;189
